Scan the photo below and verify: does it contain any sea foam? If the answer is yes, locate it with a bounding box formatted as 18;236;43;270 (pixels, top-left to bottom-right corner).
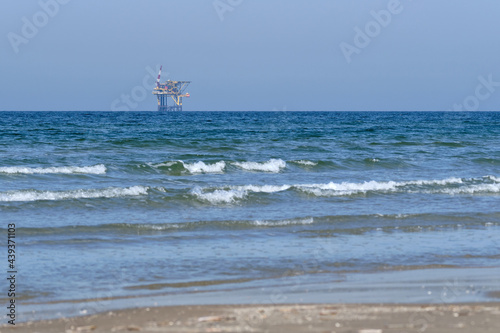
233;159;286;172
189;177;474;204
294;160;318;166
485;175;500;183
187;176;499;205
182;161;226;174
190;184;291;204
190;187;247;204
234;184;291;193
151;161;226;174
429;183;500;195
0;164;107;175
0;186;148;202
297;180;399;196
252;217;314;226
297;177;466;196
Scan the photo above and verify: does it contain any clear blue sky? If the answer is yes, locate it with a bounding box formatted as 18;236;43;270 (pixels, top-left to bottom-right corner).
1;0;499;111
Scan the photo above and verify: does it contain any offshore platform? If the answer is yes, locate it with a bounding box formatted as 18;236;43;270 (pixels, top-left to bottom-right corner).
152;66;190;111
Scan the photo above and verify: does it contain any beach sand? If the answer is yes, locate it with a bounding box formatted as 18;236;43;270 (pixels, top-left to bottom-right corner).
5;303;500;333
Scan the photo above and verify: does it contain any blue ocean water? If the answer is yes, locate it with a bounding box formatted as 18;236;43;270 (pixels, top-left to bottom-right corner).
0;111;499;320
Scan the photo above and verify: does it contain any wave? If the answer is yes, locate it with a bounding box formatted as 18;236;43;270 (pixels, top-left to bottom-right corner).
190;176;498;203
0;186;148;202
182;161;225;173
9;213;500;239
486;175;500;182
472;158;500;165
432;141;467;147
235;184;291;193
146;157;417;175
429;183;500;195
296;177;465;196
233;159;286;172
13;217;318;238
297;180;397;196
190;187;247;204
0;164;106;175
291;160;318;166
252;217;314;226
151;159;286;174
2;176;498;204
340;157;414;169
190;184;291;204
151;161;226;174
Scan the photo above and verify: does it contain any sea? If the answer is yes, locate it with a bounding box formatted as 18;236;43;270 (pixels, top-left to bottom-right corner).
1;111;499;321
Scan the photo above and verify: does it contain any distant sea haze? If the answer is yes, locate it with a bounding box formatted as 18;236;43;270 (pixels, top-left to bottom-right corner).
1;111;499;321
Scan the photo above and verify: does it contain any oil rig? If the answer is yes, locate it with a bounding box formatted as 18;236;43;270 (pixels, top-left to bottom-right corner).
152;66;191;111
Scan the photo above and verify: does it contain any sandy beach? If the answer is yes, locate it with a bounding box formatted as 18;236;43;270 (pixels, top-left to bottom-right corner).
4;303;500;333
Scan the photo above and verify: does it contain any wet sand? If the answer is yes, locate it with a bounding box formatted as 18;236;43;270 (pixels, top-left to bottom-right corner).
4;303;500;333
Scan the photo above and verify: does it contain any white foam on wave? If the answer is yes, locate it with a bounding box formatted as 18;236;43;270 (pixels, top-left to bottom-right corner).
297;177;465;197
189;176;495;204
233;159;286;172
485;175;500;183
151;160;226;173
429;183;500;195
0;186;148;202
402;177;463;186
298;180;399;196
293;160;318;166
0;164;107;175
190;184;290;205
252;217;314;226
191;187;246;204
234;184;291;193
182;161;226;174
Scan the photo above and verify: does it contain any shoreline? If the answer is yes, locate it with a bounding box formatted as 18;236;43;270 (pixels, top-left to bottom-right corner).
12;266;500;324
4;302;500;332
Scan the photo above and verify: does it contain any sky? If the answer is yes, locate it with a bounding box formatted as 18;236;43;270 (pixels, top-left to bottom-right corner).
1;0;499;111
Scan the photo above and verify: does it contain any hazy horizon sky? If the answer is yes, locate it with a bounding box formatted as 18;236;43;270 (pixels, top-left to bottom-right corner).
1;0;499;111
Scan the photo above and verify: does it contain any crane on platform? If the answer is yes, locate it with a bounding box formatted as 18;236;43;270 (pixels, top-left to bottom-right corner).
152;66;190;111
156;66;162;88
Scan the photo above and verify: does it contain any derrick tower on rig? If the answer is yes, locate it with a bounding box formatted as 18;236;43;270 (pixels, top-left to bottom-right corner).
152;66;191;111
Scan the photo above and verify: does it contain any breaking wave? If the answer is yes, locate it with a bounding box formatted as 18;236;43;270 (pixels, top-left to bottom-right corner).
296;177;465;196
234;184;291;193
291;160;318;166
0;186;148;202
0;164;106;175
190;187;247;204
151;161;226;174
428;184;500;195
189;176;500;203
233;159;286;172
2;176;498;204
182;161;226;174
190;184;291;204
